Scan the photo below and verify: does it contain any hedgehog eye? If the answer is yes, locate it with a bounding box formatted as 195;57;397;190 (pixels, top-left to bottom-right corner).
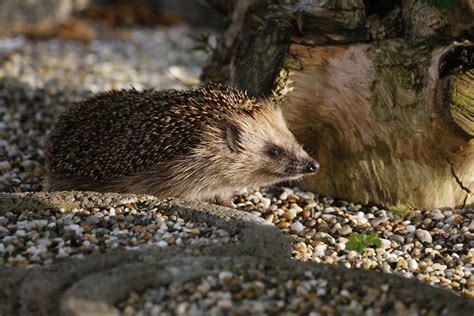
268;147;281;159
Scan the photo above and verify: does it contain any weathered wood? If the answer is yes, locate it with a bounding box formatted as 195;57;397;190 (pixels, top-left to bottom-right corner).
276;41;473;209
203;0;474;209
448;69;474;136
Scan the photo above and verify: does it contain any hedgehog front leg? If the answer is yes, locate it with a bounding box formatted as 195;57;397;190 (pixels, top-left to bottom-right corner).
215;194;237;208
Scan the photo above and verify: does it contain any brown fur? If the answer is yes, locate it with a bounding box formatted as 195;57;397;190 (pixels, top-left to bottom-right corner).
46;84;318;203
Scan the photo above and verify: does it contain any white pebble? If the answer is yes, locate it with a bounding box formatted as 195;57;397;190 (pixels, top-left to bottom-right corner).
300;192;315;200
314;244;327;256
336;242;346;251
260;198;271;209
291;204;303;213
416;229;432;243
157;241;168;247
218;271;233;281
405;225;416;233
279;192;288;200
379;239;391;249
290;221;305;233
432;263;447;271
408;259;419;271
433;212;445;220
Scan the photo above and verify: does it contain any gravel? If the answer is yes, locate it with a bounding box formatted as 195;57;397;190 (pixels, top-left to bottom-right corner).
117;270;450;316
0;201;237;268
233;187;474;298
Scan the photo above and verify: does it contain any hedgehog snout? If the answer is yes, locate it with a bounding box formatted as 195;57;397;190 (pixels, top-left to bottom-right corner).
303;160;319;173
284;159;320;175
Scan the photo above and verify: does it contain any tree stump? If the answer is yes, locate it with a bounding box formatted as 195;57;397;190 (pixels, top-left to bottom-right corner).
203;0;474;209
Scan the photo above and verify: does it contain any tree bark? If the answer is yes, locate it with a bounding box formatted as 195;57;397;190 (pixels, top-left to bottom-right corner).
203;0;474;209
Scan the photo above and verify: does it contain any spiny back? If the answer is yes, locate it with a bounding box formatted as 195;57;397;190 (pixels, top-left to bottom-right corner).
45;84;264;180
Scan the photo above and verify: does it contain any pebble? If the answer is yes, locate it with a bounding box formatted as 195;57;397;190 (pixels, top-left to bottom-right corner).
416;229;433;243
408;259;418;271
279;192;288;200
370;215;387;227
260;198;271;209
338;225;352;236
290;221;304;233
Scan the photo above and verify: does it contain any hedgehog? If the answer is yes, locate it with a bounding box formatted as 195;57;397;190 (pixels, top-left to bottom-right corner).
45;84;319;206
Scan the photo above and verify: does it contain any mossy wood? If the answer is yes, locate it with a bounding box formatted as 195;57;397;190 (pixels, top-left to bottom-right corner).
203;0;474;209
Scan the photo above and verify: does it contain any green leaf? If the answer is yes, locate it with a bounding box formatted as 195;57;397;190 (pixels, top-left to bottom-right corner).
191;44;212;54
346;232;382;254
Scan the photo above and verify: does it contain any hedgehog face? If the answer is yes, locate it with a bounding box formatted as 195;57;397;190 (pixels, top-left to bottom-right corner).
224;103;319;187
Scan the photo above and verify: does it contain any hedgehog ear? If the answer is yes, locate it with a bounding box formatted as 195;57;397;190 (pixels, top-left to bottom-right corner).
225;124;242;152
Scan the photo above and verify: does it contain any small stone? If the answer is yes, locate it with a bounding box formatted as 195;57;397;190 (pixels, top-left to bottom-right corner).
157;241;168;247
85;216;99;225
432;263;447;271
416;229;433;243
336;242;346;252
338;225;352;236
0;226;9;237
0;161;12;171
291;204;303;213
269;204;278;212
379;239;391;249
370;216;387;227
279;192;288;200
446;214;463;225
389;234;404;243
265;214;274;223
218;271;233;281
314;244;327;256
294;241;307;253
408;259;418;271
284;209;297;221
468;220;474;232
433;212;445;220
290;221;305;233
260;198;271;209
405;225;416;233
